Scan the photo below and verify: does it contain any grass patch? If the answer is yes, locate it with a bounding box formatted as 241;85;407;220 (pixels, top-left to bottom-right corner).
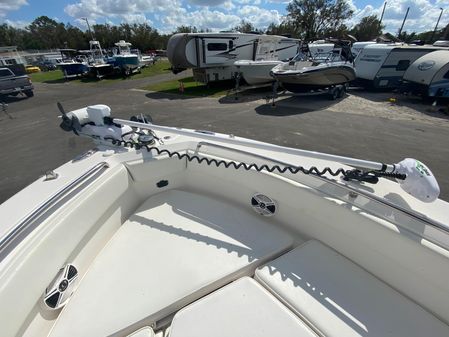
128;60;171;79
30;70;65;83
142;76;230;97
29;60;172;84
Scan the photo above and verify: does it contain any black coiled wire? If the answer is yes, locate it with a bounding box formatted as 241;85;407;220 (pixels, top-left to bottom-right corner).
111;139;406;182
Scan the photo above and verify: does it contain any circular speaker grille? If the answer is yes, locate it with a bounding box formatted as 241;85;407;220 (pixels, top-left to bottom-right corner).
251;194;276;217
43;264;78;310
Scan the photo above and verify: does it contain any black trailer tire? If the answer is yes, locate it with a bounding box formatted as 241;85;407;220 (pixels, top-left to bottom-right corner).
24;90;34;97
329;87;338;100
337;86;345;98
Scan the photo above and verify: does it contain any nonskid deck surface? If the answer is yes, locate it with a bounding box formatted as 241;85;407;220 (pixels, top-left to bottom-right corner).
48;189;293;337
168;241;449;337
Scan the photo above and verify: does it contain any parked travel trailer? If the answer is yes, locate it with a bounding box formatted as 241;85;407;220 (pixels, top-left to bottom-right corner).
402;50;449;98
308;42;334;56
167;32;300;84
0;46;26;75
351;41;376;57
354;44;444;89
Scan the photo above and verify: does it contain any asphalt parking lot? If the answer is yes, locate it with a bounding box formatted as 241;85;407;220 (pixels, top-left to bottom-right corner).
1;73;449;203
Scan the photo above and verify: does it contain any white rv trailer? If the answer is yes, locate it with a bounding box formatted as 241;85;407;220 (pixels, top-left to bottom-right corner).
354;44;445;89
402;50;449;98
308;41;375;59
351;41;376;57
167;32;300;84
307;42;334;56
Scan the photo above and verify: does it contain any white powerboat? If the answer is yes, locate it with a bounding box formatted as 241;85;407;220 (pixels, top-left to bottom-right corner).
272;43;356;93
234;59;282;85
87;40;114;79
234;36;300;86
108;40;140;75
1;104;449;337
57;49;89;79
140;54;156;67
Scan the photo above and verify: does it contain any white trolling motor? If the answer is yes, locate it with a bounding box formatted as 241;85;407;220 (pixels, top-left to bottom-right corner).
58;103;440;203
59;103;134;142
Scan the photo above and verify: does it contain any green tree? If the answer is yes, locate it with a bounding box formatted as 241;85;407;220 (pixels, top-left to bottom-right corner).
174;26;199;33
266;22;298;37
0;24;27;47
397;31;418;43
28;16;67;49
286;0;353;40
65;24;89;50
233;20;258;33
129;23;160;51
92;24;122;48
350;15;384;41
442;23;449;40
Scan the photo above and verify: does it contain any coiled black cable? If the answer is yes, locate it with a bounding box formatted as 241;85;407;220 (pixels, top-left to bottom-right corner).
111;139;406;183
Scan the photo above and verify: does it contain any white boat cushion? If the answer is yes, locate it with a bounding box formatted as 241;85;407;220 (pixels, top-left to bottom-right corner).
255;240;449;337
170;277;317;337
49;190;293;337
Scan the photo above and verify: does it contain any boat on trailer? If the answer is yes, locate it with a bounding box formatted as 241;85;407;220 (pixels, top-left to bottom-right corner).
109;40;140;75
1;104;449;336
271;42;356;94
233;35;302;86
167;32;299;84
57;49;89;79
87;40;114;79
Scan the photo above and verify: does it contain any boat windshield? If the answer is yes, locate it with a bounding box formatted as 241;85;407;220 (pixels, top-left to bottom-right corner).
117;44;131;55
313;50;344;62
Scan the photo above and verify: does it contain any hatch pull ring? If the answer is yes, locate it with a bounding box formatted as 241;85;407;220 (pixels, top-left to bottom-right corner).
43;264;78;310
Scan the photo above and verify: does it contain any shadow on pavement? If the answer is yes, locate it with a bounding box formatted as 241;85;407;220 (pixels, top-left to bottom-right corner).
255;93;342;116
0;95;31;103
145;92;198;100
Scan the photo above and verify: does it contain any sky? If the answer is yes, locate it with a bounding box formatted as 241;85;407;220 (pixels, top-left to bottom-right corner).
0;0;448;34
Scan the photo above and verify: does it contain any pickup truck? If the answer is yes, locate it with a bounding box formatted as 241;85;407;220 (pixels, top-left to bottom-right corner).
0;67;34;97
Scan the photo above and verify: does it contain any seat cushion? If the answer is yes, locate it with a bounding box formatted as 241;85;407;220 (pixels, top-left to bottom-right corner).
255;240;449;337
170;277;317;337
49;190;293;337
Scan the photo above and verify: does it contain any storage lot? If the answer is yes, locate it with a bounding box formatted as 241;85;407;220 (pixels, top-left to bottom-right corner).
1;73;449;202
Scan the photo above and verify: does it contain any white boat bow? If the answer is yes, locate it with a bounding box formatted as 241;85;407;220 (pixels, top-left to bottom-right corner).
1;104;448;337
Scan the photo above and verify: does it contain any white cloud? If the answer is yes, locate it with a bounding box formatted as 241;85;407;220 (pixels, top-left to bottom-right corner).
221;1;236;11
3;18;29;28
0;0;431;35
264;0;289;3
348;0;449;34
160;7;241;32
121;13;153;25
0;0;28;17
64;0;179;23
187;0;227;6
238;5;282;28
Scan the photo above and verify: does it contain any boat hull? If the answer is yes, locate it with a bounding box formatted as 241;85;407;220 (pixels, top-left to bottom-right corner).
235;61;281;85
58;63;89;78
113;55;140;70
273;65;356;93
89;63;114;78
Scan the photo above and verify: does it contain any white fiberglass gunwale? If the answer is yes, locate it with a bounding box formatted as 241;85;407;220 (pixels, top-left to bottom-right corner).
1;124;448;260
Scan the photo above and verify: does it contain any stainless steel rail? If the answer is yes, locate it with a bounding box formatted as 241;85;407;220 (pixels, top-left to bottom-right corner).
195;141;449;243
0;162;110;261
